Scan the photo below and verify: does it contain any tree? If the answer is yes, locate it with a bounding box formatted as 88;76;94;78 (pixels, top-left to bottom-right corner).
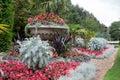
59;5;101;32
13;0;44;41
82;14;100;32
39;0;71;14
109;21;120;40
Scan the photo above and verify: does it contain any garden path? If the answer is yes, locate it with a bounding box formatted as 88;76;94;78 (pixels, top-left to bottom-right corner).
92;48;118;80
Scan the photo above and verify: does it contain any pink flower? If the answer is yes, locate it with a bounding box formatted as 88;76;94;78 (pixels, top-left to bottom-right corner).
28;17;33;23
34;16;39;21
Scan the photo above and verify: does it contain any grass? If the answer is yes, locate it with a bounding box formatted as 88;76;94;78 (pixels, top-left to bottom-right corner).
104;46;120;80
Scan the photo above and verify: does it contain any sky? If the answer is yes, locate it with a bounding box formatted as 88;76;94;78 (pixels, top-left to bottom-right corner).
71;0;120;27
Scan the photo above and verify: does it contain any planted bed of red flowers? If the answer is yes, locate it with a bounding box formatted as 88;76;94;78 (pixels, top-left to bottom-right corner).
0;60;80;80
28;13;65;25
67;47;109;56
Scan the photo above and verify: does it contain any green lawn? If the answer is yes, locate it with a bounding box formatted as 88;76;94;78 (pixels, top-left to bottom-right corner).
104;46;120;80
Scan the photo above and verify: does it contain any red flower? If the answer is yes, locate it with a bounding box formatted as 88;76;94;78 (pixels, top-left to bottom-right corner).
28;18;33;23
34;16;39;21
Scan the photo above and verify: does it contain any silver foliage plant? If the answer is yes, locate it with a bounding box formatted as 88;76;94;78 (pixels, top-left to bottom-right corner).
95;45;115;59
75;37;85;47
58;62;96;80
17;36;53;70
88;38;107;50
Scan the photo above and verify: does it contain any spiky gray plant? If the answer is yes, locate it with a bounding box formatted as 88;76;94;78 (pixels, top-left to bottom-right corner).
88;38;107;50
17;36;53;70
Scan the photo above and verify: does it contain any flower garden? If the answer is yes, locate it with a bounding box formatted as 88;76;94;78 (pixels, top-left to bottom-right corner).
0;13;115;80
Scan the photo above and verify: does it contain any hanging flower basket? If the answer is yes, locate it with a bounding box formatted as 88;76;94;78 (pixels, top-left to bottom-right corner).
25;13;69;40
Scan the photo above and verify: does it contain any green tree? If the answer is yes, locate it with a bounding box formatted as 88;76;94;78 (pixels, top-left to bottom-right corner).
13;0;44;40
109;21;120;40
82;14;100;32
59;5;101;32
39;0;71;14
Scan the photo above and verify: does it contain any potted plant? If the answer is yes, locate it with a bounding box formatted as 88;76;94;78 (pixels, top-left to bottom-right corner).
25;13;69;40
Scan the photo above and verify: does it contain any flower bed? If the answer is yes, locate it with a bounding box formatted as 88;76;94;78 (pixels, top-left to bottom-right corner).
59;62;96;80
0;36;98;80
0;60;96;80
68;45;115;59
95;45;115;59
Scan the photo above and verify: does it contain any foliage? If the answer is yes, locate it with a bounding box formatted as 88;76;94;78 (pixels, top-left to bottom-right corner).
0;60;48;80
66;50;91;62
71;47;108;57
82;14;100;32
13;0;44;40
104;46;120;80
78;29;95;41
77;28;95;48
13;0;105;40
0;32;13;52
59;62;96;80
44;61;80;80
39;0;71;14
88;38;107;50
0;0;14;52
0;60;80;80
67;24;83;45
75;37;85;47
96;45;115;59
52;33;71;56
59;5;102;32
68;24;83;30
0;24;8;34
109;21;120;40
95;24;110;39
13;0;71;40
17;36;53;70
27;13;65;25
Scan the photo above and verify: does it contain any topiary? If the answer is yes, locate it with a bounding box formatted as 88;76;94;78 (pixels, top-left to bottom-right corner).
17;36;53;70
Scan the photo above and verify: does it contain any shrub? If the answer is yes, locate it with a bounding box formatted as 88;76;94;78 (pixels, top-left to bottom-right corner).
0;32;13;52
52;33;71;56
88;38;107;50
0;0;14;52
17;36;53;70
75;37;85;47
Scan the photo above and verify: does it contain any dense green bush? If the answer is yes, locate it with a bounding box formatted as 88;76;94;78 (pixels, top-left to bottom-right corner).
0;32;12;52
0;0;14;52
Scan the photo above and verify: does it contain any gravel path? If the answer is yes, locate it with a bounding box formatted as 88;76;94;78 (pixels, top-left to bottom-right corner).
92;48;118;80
